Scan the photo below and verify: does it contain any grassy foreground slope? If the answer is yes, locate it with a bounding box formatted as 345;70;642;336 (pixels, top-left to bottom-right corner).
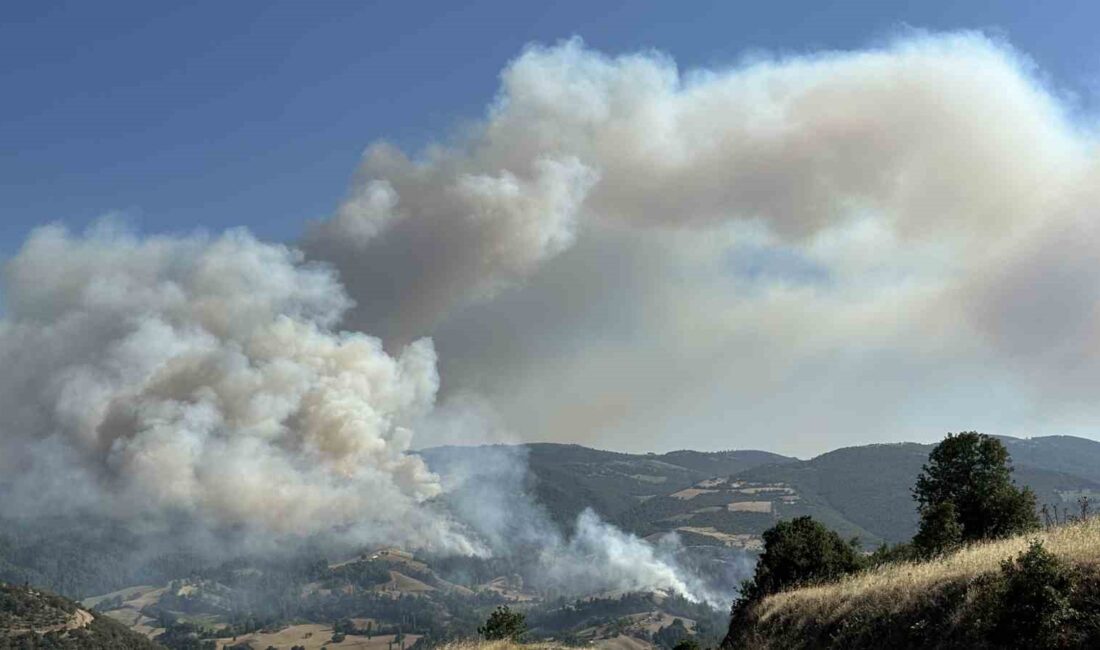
437;643;567;650
723;518;1100;649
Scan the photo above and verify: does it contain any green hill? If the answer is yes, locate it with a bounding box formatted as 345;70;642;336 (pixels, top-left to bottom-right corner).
419;443;797;528
734;437;1100;544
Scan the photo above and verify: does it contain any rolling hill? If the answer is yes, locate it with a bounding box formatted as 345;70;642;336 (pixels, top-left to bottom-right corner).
728;436;1100;544
422;436;1100;550
0;581;160;649
2;435;1099;649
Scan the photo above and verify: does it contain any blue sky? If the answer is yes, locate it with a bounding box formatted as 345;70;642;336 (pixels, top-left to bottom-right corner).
3;0;1099;255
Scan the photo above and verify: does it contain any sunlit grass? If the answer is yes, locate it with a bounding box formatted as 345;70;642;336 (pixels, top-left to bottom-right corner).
438;642;571;650
757;517;1100;625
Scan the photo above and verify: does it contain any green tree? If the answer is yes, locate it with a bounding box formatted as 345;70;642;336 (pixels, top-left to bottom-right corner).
478;605;527;641
913;432;1038;553
739;516;866;602
724;517;866;649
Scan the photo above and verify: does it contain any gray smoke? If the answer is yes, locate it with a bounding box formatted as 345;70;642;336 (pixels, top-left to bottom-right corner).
0;223;724;604
0;223;478;555
305;32;1100;453
6;29;1100;606
421;442;735;607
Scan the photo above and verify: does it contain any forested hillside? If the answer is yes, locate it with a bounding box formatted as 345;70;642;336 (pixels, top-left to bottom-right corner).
4;437;1098;603
0;582;160;649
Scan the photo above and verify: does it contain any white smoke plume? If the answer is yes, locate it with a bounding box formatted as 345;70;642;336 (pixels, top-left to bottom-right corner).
422;443;733;607
543;509;727;608
0;222;727;605
6;28;1100;605
305;32;1100;453
0;223;478;555
307;33;1083;338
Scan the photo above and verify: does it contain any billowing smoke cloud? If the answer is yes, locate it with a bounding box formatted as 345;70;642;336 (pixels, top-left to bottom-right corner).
0;223;477;555
303;150;597;343
306;32;1100;454
0;223;723;604
6;28;1100;606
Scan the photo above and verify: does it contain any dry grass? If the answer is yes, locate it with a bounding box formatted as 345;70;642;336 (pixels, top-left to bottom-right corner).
436;642;571;650
437;640;654;650
215;624;418;649
758;517;1100;625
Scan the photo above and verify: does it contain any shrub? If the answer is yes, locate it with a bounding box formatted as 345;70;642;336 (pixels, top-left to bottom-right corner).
991;540;1076;649
478;605;527;640
739;516;866;602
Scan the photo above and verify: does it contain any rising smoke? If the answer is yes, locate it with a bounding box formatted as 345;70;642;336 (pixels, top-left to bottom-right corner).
0;223;476;555
0;223;721;602
3;30;1100;604
307;32;1099;452
422;443;736;606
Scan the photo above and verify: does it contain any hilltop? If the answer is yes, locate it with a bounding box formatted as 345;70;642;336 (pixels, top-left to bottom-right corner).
722;517;1100;649
0;581;159;649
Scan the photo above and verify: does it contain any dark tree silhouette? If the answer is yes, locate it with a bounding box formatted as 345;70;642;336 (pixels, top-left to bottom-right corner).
478;605;527;641
740;516;865;601
913;432;1038;554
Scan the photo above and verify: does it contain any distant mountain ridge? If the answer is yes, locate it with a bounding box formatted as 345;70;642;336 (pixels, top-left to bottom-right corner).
421;435;1100;548
419;443;797;529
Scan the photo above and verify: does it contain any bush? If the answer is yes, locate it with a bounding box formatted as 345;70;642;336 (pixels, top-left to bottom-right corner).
868;541;915;566
478;605;527;641
724;516;866;647
739;516;866;602
991;540;1076;649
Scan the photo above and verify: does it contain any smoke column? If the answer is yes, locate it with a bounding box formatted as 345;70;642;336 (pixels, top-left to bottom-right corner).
5;30;1100;603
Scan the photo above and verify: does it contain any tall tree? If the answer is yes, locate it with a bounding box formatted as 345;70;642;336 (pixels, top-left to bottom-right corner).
913;432;1038;553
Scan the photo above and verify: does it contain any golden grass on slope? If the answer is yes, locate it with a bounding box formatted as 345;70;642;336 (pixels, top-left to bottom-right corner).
437;642;571;650
438;639;656;650
757;517;1100;625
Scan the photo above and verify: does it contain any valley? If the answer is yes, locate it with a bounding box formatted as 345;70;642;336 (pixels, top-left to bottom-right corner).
4;435;1099;649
